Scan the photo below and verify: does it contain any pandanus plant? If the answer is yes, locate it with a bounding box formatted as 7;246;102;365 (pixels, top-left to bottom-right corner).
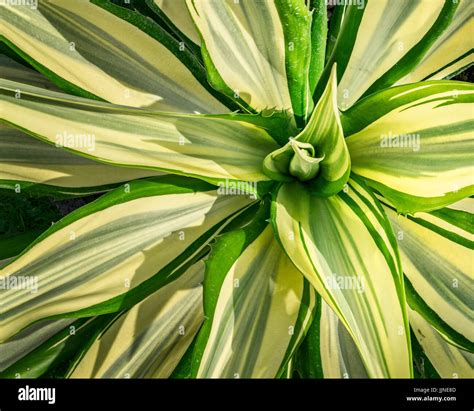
0;0;472;379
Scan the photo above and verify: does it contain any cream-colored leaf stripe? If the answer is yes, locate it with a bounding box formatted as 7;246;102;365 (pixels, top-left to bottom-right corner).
297;65;350;196
396;0;473;83
155;0;201;45
0;319;73;373
319;301;368;379
0;0;225;113
410;309;474;379
273;180;412;377
1;80;278;183
187;0;292;112
346;82;474;213
71;262;204;378
0;124;162;190
336;0;446;109
0;181;251;343
385;206;473;342
0;55;60;91
194;225;315;378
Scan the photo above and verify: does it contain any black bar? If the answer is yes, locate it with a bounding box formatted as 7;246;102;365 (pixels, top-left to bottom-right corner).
0;379;471;410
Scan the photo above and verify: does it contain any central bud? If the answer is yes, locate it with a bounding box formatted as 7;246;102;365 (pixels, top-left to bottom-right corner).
261;64;351;197
263;138;324;182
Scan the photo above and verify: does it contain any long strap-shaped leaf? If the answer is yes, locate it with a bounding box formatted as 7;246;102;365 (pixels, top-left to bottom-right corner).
319;301;368;378
0;319;73;374
273;0;313;120
0;54;60;92
187;0;293;113
70;262;204;378
0;175;252;343
384;200;473;349
297;65;350;196
1;80;278;184
272;178;412;377
153;0;201;45
394;0;473;83
319;0;461;108
409;309;474;378
294;299;369;379
0;0;226;113
344;81;474;213
0;124;162;197
191;205;316;378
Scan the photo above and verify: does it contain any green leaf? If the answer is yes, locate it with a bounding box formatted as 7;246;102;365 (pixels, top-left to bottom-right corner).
394;0;473;83
272;179;412;377
410;328;440;379
344;81;474;213
274;0;313;121
187;0;293;113
0;175;252;342
0;318;75;376
325;3;346;64
384;200;473;350
148;0;201;46
2;1;226;112
297;65;351;196
318;0;462;109
361;0;461;98
0;316;112;378
293;297;323;379
409;308;474;378
1;80;279;184
0;54;60;92
70;262;204;378
318;301;368;378
308;0;327;95
92;0;238;111
0;124;162;197
191;202;316;378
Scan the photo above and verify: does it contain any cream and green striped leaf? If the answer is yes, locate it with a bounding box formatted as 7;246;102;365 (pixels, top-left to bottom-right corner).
0;124;162;197
0;319;74;375
0;316;115;378
0;175;252;343
395;0;473;84
297;65;350;196
318;0;462;109
325;3;346;64
294;299;369;379
187;0;293;113
410;309;474;379
272;179;412;377
71;262;205;378
344;81;474;213
153;0;201;45
319;301;368;378
1;80;279;185
191;205;316;378
384;202;473;350
0;54;60;92
0;0;226;113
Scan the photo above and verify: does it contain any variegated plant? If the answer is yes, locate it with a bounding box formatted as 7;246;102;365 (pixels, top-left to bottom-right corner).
0;0;472;379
